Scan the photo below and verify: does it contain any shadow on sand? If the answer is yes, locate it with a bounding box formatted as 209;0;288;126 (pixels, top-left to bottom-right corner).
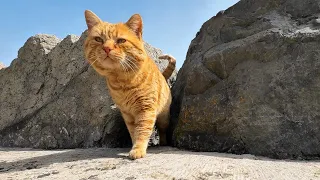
0;146;318;174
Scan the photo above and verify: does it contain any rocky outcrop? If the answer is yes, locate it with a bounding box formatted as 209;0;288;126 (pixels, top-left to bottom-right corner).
0;31;175;149
0;62;5;70
171;0;320;159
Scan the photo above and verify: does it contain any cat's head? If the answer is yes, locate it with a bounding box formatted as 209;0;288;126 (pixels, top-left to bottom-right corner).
84;10;147;76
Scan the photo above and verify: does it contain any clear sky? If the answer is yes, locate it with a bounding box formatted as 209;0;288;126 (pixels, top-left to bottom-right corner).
0;0;238;69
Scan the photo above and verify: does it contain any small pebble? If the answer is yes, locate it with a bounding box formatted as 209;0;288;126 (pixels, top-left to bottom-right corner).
312;18;320;26
51;170;59;174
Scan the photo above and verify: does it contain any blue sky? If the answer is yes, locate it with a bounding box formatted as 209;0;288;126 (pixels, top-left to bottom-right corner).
0;0;238;69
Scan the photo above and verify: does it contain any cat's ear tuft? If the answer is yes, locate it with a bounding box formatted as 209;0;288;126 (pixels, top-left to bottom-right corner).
126;14;143;39
85;10;102;30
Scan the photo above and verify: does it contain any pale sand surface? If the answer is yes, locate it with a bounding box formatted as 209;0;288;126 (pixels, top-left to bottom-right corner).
0;147;319;180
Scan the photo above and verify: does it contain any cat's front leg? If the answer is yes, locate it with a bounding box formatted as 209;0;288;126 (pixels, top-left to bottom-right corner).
121;111;136;145
129;111;156;160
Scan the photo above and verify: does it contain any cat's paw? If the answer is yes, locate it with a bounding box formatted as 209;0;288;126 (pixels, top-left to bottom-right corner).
128;148;146;160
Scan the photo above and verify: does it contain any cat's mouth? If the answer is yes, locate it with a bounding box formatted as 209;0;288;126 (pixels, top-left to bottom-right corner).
105;56;117;62
101;55;113;62
98;56;120;67
104;54;123;63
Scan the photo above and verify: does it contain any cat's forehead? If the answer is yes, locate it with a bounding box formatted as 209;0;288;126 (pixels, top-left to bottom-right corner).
89;22;129;38
89;23;113;36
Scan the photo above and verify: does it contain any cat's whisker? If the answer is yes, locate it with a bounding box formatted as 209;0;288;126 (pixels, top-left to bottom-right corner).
125;59;137;74
128;58;139;70
123;61;130;74
123;59;130;70
111;55;130;73
123;60;134;74
128;62;137;73
119;60;127;72
125;57;138;72
123;61;131;76
90;59;98;67
123;59;133;70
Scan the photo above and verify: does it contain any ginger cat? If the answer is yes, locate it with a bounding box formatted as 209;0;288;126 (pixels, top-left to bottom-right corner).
84;10;176;159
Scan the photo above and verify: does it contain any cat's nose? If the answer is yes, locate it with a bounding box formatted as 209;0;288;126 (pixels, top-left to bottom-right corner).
104;46;112;55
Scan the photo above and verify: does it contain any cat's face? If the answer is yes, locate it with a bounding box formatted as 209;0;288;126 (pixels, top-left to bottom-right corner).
84;10;146;75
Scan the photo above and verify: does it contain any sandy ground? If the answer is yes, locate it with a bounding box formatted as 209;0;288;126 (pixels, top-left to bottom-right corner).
0;147;319;180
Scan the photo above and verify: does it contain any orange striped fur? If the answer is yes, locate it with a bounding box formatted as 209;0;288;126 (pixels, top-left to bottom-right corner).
84;10;174;159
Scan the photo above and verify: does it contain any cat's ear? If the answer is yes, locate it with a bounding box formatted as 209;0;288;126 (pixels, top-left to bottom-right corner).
85;10;102;30
126;14;143;39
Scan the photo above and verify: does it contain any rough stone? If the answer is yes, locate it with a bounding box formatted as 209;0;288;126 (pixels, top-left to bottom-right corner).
171;0;320;159
0;31;176;149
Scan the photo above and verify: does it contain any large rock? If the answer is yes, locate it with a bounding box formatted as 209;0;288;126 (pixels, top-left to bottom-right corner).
0;31;176;149
171;0;320;159
0;62;5;70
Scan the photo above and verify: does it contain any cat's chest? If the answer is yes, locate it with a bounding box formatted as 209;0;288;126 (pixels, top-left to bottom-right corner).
106;82;132;105
108;89;135;114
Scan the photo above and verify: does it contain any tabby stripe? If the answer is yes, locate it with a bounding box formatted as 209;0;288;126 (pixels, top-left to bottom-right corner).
126;39;144;52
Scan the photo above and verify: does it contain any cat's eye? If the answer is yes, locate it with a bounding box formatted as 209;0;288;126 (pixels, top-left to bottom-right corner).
117;38;126;44
94;37;104;43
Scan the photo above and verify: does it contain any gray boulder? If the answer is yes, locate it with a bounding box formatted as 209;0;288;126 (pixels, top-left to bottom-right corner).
0;31;175;149
171;0;320;159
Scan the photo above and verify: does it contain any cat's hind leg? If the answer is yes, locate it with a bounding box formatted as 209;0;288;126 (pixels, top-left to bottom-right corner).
156;110;170;146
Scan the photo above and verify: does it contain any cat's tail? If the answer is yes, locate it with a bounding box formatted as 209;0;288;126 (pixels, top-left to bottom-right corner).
159;54;176;80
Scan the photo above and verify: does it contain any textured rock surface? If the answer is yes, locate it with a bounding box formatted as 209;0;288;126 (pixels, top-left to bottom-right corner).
0;31;175;149
171;0;320;159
